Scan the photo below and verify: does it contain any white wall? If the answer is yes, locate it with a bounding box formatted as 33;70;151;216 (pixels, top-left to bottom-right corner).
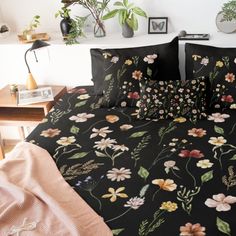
0;0;232;140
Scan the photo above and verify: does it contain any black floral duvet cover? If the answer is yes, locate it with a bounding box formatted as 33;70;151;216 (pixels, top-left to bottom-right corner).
26;87;236;236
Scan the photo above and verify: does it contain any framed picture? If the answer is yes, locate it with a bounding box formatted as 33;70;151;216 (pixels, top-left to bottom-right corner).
148;17;168;34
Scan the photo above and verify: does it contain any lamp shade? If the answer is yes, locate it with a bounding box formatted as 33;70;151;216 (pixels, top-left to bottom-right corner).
30;40;50;51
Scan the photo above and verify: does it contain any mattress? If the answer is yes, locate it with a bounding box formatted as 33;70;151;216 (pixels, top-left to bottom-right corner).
26;86;236;236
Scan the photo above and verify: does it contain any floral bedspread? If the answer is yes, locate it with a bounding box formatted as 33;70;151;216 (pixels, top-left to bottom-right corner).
26;87;236;236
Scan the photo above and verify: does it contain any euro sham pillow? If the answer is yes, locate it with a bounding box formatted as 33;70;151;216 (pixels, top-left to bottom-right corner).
185;43;236;109
91;36;181;95
137;76;208;121
101;53;158;108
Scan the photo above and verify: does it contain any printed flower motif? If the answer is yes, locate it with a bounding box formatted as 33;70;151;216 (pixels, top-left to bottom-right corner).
179;149;204;158
102;187;128;202
200;57;209;66
69;113;95;122
56;136;76;146
40;128;61;137
124;197;145;209
128;92;140;99
113;144;129;151
106;115;119;123
196;159;213;169
174;117;187;123
94;138;117;150
230;104;236;109
225;73;235;82
132;70;143;80
103;52;112;59
160;201;178;212
77;94;90;100
208;113;230;123
216;60;224;67
208;136;227;146
221;95;234;103
107;167;131;182
164;160;176;168
180;223;206;236
152;179;177;191
90;127;113;139
205;193;236;211
111;56;119;63
143;54;158;64
188;128;206;138
120;124;133;131
125;59;132;65
192;54;201;61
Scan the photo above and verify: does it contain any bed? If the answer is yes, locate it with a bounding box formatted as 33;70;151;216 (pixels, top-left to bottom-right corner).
3;38;236;235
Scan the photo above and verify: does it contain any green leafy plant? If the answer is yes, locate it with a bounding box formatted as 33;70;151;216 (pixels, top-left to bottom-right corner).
23;15;40;37
65;15;88;45
221;0;236;21
102;0;147;31
55;6;71;19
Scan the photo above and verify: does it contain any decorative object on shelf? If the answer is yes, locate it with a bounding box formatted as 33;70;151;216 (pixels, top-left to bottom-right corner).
9;84;18;94
62;0;110;38
24;40;50;90
216;0;236;33
22;15;41;41
0;23;10;38
56;3;88;44
18;33;50;44
148;17;168;34
102;0;147;38
178;30;210;40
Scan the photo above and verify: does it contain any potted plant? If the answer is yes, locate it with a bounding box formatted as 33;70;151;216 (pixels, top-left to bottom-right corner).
102;0;147;38
221;0;236;21
55;5;72;38
23;15;40;41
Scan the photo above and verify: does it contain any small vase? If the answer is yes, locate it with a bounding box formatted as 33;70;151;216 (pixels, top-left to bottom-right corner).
60;17;72;38
94;19;106;37
122;22;134;38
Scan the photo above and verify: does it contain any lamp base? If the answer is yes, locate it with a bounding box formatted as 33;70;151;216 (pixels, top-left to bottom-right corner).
26;73;38;90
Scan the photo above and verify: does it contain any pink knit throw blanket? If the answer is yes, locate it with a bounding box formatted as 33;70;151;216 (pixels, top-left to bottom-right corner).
0;142;112;236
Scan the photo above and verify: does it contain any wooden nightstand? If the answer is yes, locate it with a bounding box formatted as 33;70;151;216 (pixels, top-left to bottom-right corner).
0;85;67;159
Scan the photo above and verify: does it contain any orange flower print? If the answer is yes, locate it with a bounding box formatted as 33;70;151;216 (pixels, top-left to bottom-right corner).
188;128;206;138
225;73;235;82
180;223;206;236
102;187;128;202
40;128;61;137
106;115;119;123
152;179;177;200
132;70;143;80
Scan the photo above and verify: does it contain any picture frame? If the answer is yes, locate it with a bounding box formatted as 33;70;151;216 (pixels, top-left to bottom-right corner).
148;17;168;34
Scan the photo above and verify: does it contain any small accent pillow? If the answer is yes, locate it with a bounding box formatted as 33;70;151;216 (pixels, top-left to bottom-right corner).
192;55;236;109
101;53;159;108
91;36;181;95
137;77;208;121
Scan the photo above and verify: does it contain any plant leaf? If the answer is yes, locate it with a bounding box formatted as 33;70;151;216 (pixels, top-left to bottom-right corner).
102;9;119;20
147;67;152;77
123;0;128;7
139;184;150;197
75;100;87;108
104;73;112;81
201;170;213;184
70;125;80;134
138;166;149;181
114;1;124;7
230;154;236;160
132;7;147;17
95;151;107;157
129;131;147;138
112;228;125;235
68;152;89;159
216;217;231;236
214;125;224;135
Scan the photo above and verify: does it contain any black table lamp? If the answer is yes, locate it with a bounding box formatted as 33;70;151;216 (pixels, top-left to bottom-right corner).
24;40;50;90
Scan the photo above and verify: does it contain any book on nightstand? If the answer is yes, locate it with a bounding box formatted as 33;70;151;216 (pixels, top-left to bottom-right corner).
17;87;54;105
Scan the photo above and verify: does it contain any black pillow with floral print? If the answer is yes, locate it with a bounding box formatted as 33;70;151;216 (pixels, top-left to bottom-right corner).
185;43;236;109
137;76;208;121
100;53;159;108
192;55;236;109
